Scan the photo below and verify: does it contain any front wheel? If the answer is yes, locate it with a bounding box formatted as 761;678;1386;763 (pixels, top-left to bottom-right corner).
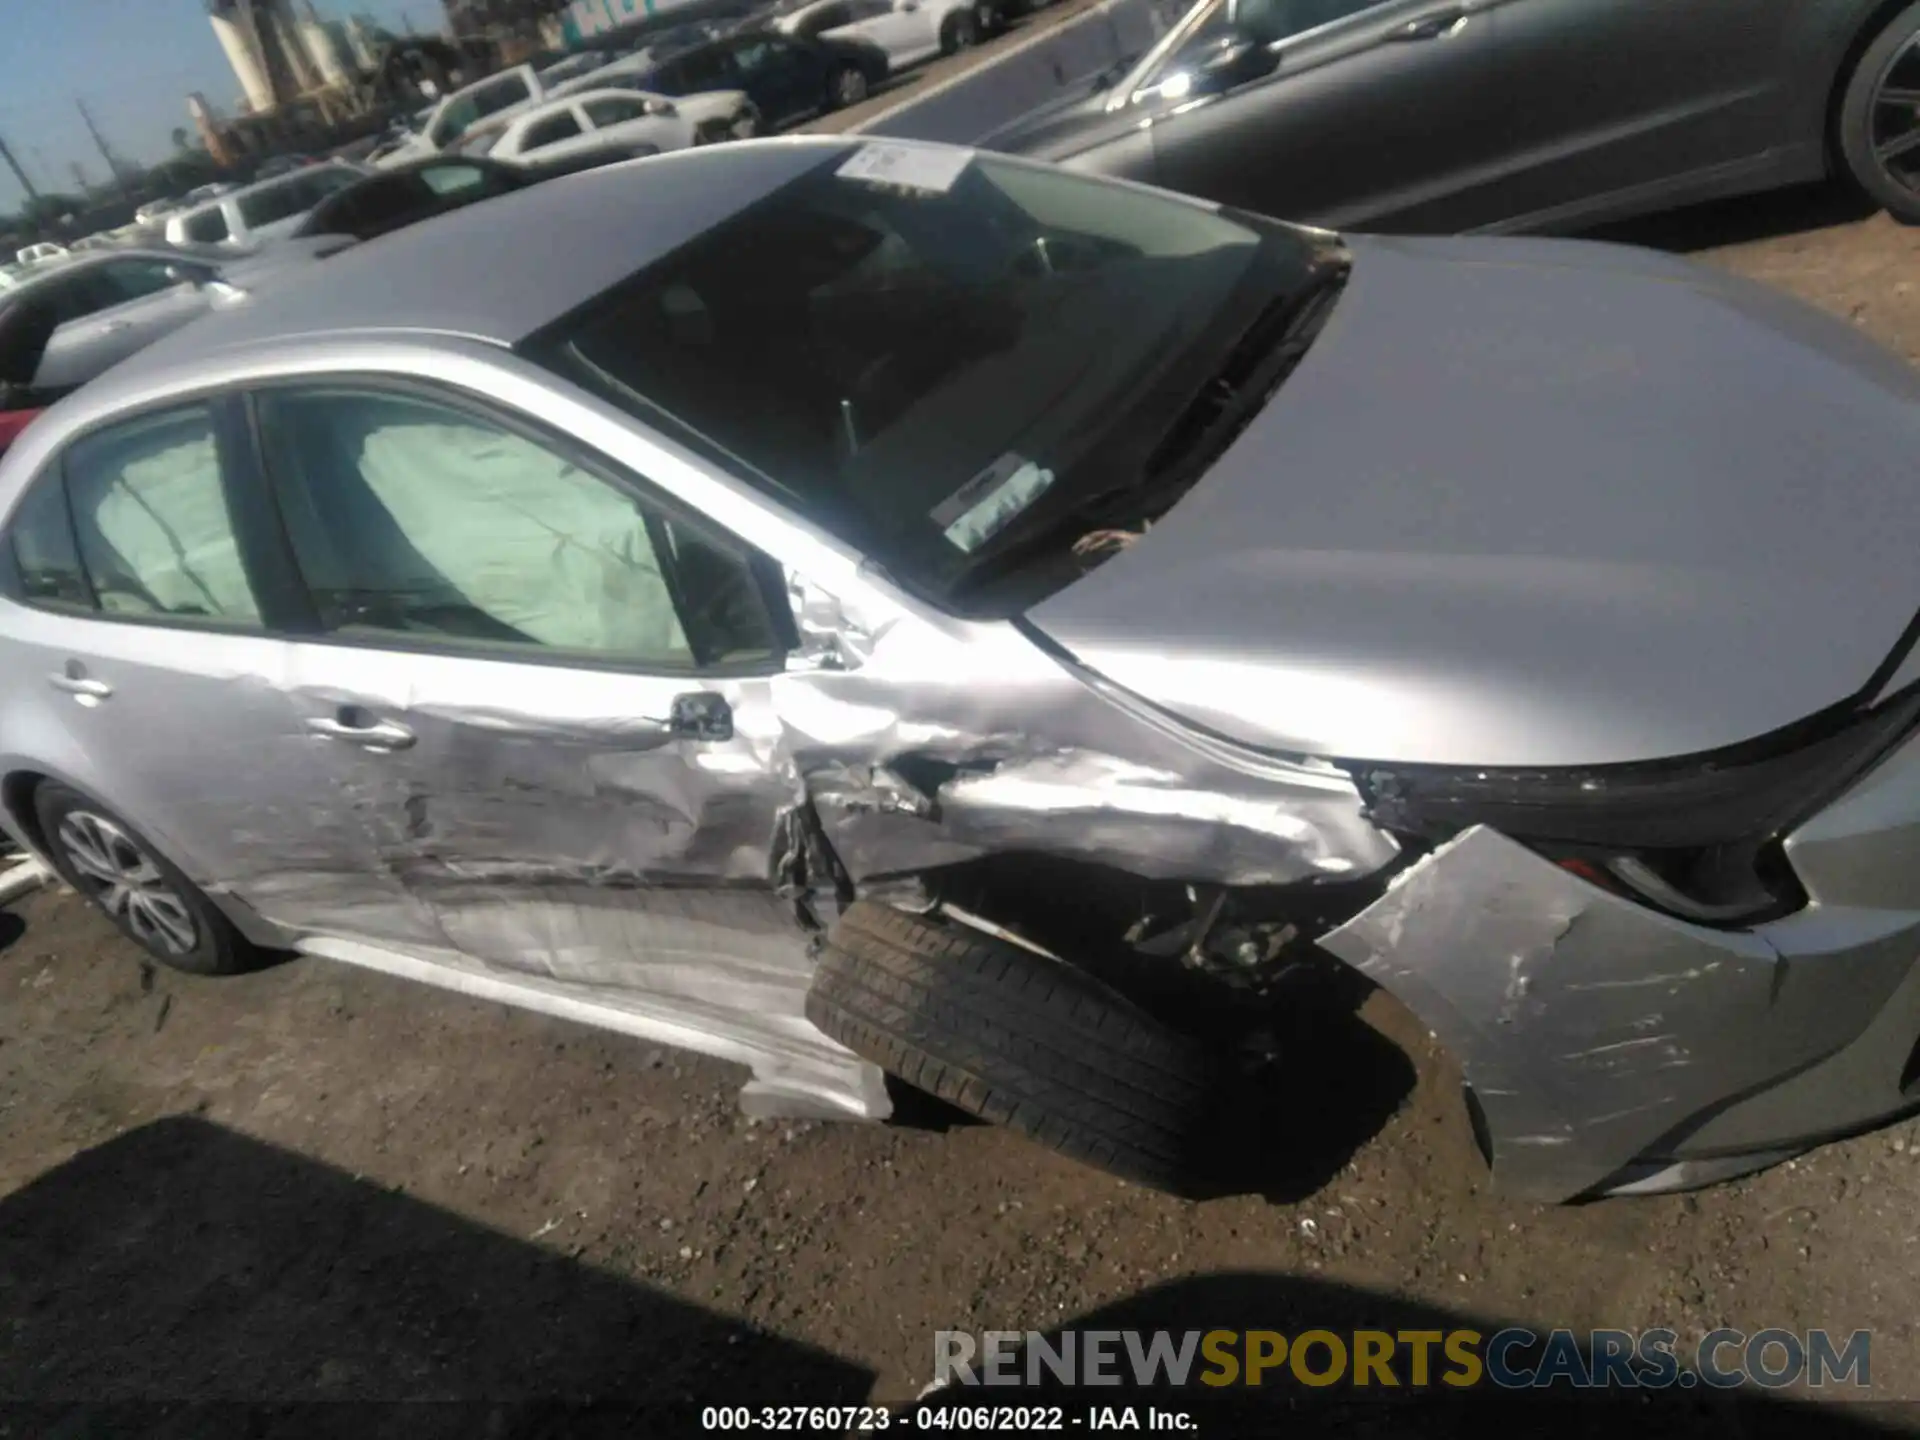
828;64;871;110
33;781;257;976
806;903;1220;1189
1837;0;1920;224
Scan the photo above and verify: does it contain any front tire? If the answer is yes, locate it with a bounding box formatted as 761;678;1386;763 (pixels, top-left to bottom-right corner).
33;781;255;976
806;903;1219;1189
1838;0;1920;224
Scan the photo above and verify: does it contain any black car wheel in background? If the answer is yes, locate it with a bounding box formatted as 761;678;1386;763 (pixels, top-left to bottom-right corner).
944;8;983;52
1839;0;1920;224
830;61;873;108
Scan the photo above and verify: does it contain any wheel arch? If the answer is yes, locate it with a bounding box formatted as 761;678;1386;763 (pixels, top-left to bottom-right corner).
1822;0;1920;161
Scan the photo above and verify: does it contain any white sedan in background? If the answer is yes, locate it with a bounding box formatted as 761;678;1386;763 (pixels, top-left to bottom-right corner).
774;0;991;69
461;89;758;167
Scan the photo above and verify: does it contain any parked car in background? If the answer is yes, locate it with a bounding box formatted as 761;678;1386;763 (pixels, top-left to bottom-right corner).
293;156;534;243
133;198;185;228
0;238;355;394
14;244;68;268
462;88;761;167
163;163;369;249
582;30;892;126
10;140;1920;1204
975;0;1920;231
375;63;553;168
775;0;996;67
0;406;38;459
254;154;318;181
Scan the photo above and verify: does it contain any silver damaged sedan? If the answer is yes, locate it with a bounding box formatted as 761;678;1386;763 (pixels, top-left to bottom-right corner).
4;138;1920;1200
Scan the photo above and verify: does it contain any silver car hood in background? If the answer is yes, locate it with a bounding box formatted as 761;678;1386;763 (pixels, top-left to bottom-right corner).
1025;234;1920;769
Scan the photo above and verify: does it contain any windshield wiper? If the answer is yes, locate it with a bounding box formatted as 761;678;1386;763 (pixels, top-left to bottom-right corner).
1139;259;1349;488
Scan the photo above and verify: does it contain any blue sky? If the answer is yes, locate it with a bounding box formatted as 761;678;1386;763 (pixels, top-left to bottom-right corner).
0;0;435;211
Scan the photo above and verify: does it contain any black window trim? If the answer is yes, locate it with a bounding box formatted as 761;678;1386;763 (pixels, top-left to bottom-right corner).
238;372;799;679
0;388;303;639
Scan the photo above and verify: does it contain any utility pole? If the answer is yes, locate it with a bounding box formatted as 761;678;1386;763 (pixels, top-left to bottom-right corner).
0;130;39;204
74;98;128;192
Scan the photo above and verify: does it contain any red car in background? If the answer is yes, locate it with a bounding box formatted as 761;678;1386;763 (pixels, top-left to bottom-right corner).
0;407;39;458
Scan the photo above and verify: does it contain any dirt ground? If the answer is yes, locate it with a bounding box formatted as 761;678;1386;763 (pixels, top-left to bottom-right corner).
3;190;1920;1435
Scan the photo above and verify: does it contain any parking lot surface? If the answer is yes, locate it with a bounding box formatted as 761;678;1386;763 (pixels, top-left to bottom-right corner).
2;180;1919;1427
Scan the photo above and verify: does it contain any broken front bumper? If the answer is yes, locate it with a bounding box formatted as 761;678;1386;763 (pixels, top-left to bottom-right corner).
1321;726;1920;1200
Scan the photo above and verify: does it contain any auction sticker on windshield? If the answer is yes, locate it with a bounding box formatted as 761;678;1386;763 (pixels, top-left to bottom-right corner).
837;142;972;194
933;452;1055;554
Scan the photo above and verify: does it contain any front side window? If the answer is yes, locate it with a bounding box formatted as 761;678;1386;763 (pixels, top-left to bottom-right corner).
239;170;356;229
473;75;534;119
731;38;794;74
535;145;1328;612
96;260;184;305
1147;0;1388;89
429;96;482;146
64;406;260;625
256;389;777;668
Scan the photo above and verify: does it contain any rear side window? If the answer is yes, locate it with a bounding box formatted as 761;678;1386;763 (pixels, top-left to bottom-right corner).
7;478;91;611
521;111;585;150
183;206;230;244
583;96;651;127
95;260;181;305
64;407;261;625
239;175;322;229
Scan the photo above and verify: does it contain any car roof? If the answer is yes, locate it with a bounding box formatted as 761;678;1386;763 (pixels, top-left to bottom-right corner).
84;139;853;386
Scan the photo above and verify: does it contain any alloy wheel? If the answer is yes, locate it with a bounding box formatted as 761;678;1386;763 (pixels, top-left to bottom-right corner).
836;69;869;107
1869;32;1920;198
56;810;197;956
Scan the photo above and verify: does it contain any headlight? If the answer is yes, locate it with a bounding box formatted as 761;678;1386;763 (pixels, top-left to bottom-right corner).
1348;686;1920;927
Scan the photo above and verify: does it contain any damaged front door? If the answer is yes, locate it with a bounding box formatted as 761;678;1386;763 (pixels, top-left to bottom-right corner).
251;383;815;1023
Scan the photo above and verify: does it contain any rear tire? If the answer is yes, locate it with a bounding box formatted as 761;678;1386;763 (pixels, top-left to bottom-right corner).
828;64;871;110
942;11;981;53
806;902;1219;1189
1837;0;1920;224
33;781;255;976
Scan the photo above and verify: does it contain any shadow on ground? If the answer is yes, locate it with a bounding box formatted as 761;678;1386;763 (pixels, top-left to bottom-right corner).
1585;180;1881;252
0;1118;869;1437
0;1119;1902;1437
908;1273;1909;1437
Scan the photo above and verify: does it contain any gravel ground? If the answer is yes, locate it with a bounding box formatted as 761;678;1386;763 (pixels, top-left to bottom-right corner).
2;188;1919;1436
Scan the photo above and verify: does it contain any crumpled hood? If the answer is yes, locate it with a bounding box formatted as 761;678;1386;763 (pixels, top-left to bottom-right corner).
1025;234;1920;768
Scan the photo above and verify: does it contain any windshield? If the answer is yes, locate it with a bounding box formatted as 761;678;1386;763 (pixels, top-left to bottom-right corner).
532;145;1333;613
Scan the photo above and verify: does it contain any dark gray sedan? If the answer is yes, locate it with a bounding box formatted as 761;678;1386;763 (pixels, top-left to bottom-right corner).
959;0;1920;231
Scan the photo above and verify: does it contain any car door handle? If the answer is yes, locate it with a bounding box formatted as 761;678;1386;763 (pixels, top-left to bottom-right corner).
306;712;417;751
47;671;113;701
98;320;132;333
1393;7;1466;40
